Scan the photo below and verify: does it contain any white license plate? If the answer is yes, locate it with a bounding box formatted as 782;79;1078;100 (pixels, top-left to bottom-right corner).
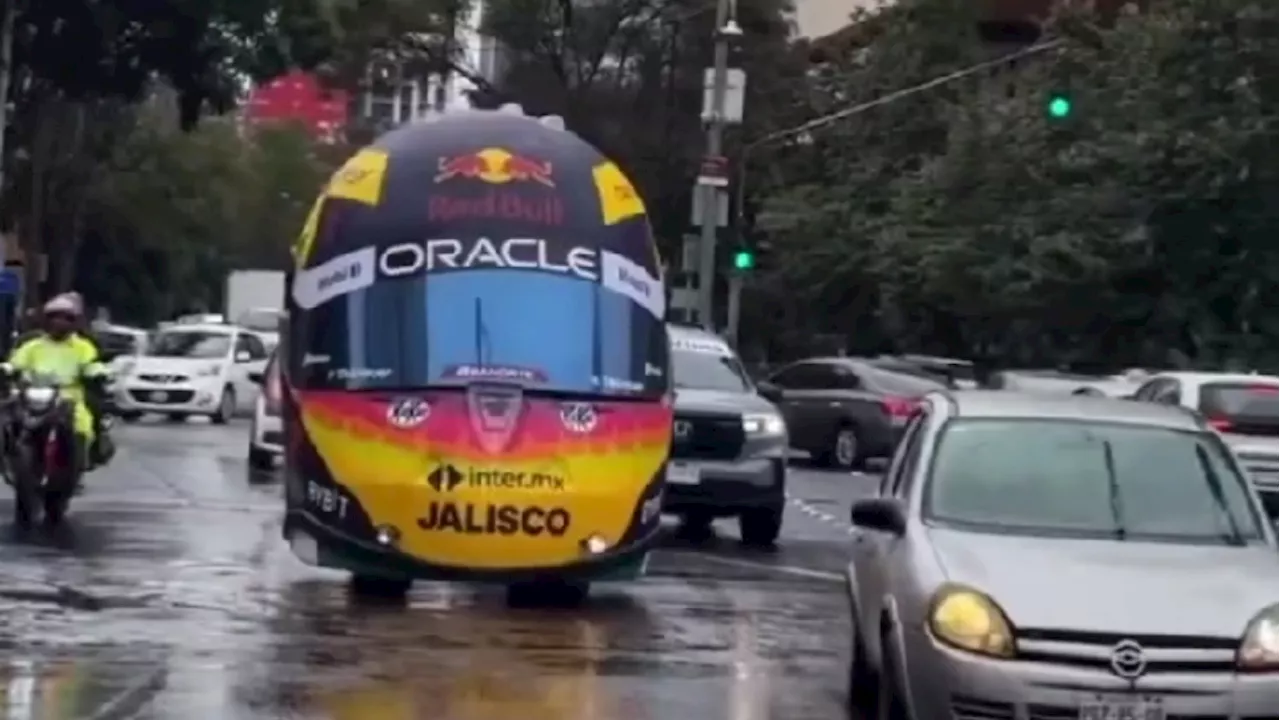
1078;697;1165;720
666;462;700;485
149;391;168;402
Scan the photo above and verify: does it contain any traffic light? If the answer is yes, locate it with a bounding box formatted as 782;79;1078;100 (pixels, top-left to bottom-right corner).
732;249;754;271
1046;93;1072;119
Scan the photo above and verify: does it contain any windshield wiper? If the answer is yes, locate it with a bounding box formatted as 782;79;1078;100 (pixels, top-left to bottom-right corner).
1194;444;1247;547
1101;439;1127;540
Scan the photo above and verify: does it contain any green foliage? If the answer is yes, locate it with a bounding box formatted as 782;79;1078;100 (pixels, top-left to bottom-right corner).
80;106;336;324
747;0;1276;370
482;0;808;257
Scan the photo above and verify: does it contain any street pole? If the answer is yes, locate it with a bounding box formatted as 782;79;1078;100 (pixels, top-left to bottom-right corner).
695;0;733;331
725;273;742;347
724;39;1064;344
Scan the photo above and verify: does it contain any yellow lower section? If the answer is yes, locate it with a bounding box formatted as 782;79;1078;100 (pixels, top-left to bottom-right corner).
304;416;665;570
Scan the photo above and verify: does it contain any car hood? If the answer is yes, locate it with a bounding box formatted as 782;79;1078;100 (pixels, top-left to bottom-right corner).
927;527;1277;637
672;387;776;414
132;357;224;376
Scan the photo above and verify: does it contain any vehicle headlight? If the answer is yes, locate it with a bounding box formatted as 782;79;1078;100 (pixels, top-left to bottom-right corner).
743;412;786;436
1238;605;1278;671
197;365;222;377
928;584;1016;658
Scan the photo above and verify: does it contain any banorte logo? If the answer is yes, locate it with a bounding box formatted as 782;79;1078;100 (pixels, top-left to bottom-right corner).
435;147;554;188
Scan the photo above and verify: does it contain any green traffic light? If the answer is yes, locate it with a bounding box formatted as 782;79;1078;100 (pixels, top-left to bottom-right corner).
733;251;754;270
1047;95;1072;119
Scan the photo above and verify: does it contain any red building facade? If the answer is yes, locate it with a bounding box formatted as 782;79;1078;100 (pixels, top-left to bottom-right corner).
244;70;349;143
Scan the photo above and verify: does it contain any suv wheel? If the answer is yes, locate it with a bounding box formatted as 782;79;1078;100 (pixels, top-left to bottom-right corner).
739;507;782;547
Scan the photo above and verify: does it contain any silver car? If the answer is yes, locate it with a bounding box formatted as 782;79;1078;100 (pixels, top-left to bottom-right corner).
845;391;1278;720
663;324;788;546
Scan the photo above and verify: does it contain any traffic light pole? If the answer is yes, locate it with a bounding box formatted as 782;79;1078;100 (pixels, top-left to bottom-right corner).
695;0;733;331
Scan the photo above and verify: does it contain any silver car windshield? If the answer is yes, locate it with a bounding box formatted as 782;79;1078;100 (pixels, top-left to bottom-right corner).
924;419;1266;545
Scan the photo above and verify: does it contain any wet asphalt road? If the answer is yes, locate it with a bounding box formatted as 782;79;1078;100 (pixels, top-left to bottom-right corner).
0;420;880;719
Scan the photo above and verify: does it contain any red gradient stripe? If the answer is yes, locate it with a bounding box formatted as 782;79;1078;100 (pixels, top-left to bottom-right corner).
296;390;671;461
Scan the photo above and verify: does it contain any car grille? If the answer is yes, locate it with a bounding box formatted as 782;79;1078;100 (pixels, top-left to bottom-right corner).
128;390;195;404
1237;451;1279;491
1015;628;1238;674
670;412;744;461
137;373;189;384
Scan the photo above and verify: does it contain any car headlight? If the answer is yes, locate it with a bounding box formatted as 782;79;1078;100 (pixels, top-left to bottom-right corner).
928;584;1016;658
197;365;222;377
1238;605;1278;671
743;412;785;436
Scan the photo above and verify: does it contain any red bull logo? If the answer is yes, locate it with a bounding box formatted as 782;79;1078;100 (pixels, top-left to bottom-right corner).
435;148;554;187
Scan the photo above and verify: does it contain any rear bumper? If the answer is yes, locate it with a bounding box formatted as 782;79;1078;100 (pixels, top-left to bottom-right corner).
663;457;786;516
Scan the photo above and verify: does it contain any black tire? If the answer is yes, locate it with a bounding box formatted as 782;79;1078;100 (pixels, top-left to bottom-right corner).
118;412;142;423
348;574;411;600
876;633;910;720
847;609;878;713
42;490;69;527
14;484;35;529
822;424;862;471
506;579;589;608
166;413;189;423
739;507;782;548
211;388;234;425
247;445;275;471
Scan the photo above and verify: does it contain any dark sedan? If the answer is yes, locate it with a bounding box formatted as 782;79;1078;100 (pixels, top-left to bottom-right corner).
759;358;947;470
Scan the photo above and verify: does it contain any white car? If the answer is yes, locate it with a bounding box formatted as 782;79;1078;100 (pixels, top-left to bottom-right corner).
92;323;149;407
234;307;284;353
115;324;270;423
1129;371;1280;517
247;351;282;470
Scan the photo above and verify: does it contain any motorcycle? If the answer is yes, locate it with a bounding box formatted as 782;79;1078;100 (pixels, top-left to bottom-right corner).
0;369;104;528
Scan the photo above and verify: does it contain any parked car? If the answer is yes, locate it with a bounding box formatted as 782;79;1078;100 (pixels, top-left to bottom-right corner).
759;358;947;470
114;324;270;423
889;354;978;389
844;391;1277;719
664;324;788;546
1129;371;1279;520
247;350;282;471
92;323;149;416
989;368;1141;398
235;307;284;352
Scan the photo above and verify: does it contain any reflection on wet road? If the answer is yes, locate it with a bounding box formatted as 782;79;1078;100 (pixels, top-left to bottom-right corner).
0;420;880;719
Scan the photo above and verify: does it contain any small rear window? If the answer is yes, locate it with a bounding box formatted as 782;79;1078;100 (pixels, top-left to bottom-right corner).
1199;383;1278;437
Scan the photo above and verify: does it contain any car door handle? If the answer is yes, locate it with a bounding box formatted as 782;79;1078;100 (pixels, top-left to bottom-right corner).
828;401;842;407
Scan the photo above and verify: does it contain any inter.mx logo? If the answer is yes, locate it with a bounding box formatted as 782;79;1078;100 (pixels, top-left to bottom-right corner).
427;465;464;492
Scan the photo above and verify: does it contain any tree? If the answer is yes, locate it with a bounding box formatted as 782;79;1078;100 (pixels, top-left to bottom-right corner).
482;0;808;257
746;0;1276;370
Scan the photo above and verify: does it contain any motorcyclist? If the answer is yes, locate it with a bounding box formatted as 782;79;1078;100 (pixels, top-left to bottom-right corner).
5;295;112;471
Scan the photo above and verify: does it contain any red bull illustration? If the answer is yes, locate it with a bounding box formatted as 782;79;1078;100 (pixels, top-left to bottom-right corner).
282;107;670;601
435;147;555;187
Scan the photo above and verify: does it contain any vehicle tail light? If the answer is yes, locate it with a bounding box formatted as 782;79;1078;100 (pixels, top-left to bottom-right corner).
1249;385;1278;394
1207;416;1232;432
264;371;282;417
882;396;918;419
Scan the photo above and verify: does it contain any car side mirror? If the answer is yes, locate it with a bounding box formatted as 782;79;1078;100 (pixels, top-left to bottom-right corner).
247;371;264;385
850;498;907;535
756;380;783;402
235;351;252;363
